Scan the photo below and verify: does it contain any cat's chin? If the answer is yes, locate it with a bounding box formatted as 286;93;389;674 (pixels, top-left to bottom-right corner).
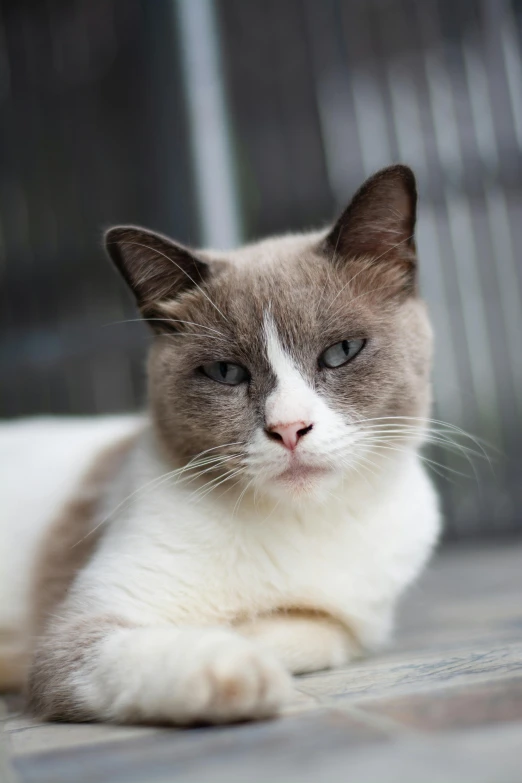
277;464;330;486
260;463;340;504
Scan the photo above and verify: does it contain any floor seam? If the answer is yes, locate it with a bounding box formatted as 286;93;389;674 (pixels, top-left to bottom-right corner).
293;686;421;738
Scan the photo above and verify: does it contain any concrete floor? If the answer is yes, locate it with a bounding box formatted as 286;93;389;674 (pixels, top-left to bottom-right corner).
2;541;522;783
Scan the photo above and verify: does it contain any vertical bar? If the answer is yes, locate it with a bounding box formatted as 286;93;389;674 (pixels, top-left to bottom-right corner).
350;72;393;176
173;0;242;250
463;41;499;171
303;0;364;205
485;187;522;418
499;5;522;151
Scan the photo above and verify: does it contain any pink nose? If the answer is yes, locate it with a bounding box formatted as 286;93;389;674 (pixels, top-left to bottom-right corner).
266;421;313;451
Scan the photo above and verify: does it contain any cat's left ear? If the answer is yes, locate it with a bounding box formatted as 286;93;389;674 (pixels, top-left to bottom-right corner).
324;165;418;292
105;226;210;328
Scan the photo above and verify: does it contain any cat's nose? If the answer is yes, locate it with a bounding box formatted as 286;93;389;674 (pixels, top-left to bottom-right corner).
265;421;313;451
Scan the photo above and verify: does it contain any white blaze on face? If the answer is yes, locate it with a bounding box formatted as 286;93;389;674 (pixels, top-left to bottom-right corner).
253;315;358;495
263;314;316;431
249;313;358;498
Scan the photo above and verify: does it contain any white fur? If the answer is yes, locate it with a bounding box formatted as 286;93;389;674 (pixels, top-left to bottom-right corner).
264;312;322;427
248;315;356;500
60;415;439;722
0;334;440;722
74;626;292;724
0;416;142;645
71;427;438;639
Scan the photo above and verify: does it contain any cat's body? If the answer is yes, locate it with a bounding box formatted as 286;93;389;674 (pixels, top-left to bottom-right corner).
0;166;441;724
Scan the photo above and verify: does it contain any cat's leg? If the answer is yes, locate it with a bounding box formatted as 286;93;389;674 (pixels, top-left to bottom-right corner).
28;615;293;724
237;613;361;674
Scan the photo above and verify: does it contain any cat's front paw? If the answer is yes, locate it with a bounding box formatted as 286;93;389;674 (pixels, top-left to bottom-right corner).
179;632;293;723
87;626;293;725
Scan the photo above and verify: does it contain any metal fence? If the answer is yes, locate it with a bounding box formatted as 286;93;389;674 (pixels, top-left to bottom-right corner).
0;0;521;537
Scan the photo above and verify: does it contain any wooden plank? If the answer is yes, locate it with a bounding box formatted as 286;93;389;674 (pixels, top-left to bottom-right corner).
11;710;389;783
4;542;522;783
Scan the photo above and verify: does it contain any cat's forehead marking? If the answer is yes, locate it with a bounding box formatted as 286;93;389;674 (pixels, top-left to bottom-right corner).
263;313;303;386
263;310;314;410
263;312;316;426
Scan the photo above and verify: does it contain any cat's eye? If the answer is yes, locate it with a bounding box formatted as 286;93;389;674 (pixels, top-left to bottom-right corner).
201;361;249;386
320;339;365;369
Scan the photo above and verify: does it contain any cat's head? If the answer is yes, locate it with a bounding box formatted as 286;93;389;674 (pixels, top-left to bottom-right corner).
106;165;432;503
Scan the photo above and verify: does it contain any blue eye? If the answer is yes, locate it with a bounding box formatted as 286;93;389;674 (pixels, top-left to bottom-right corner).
320;339;365;369
201;361;249;385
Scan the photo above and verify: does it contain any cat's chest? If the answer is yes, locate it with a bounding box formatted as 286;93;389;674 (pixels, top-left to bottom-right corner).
106;499;375;625
74;452;436;632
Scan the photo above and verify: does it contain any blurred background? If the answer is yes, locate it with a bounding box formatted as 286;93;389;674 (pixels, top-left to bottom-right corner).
0;0;521;539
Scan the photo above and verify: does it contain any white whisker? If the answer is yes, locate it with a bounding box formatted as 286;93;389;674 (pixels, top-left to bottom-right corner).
232;478;255;521
325;234;414;314
159;333;224;342
105;318;227;338
362;441;471;481
189;467;247;504
71;442;247;546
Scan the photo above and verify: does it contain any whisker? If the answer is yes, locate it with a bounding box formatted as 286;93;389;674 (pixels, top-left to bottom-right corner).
186;469;238;503
183;442;247;463
174;455;245;488
259;497;282;524
356;427;488;460
104;318;227;338
158;333;224;341
232;477;255;521
340;456;374;487
362;441;472;481
356;415;495;472
191;468;247;504
71;457;226;548
347;453;381;480
71;442;246;546
356;416;494;450
317;265;334;310
339;282;406;308
324;234;414;314
213;476;247;503
324;257;374;315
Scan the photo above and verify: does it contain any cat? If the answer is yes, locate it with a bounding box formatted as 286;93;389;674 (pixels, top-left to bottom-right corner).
0;165;440;725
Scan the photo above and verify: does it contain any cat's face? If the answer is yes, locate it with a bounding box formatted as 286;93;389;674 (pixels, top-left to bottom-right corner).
107;165;432;503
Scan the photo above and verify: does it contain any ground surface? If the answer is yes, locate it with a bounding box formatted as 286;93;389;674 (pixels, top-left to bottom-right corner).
2;541;522;783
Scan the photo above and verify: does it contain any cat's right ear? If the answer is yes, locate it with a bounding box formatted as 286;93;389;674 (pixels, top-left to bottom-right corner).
105;226;209;327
